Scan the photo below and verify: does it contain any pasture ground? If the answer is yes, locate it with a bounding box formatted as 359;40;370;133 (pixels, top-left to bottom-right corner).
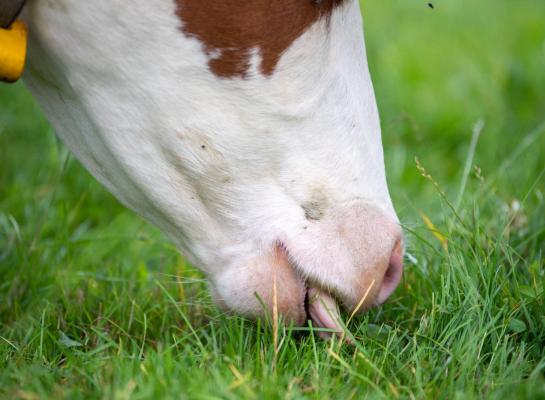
1;1;544;398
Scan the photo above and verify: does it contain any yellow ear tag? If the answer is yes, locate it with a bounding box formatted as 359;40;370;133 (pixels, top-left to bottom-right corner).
0;20;27;83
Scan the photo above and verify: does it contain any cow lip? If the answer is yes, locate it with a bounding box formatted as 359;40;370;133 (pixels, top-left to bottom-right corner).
304;286;344;338
278;241;345;337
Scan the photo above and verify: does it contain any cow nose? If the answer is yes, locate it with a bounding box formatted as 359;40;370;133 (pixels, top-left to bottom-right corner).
375;237;404;305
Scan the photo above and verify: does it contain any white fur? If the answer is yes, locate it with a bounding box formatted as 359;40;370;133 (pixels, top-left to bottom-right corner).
22;0;401;318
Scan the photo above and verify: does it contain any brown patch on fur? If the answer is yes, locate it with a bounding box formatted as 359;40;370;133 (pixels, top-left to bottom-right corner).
175;0;344;78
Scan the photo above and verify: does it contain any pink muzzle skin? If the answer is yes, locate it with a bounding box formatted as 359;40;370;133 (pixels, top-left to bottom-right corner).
305;238;404;339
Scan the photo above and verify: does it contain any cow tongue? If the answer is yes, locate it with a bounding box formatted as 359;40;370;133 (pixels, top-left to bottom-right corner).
307;287;344;339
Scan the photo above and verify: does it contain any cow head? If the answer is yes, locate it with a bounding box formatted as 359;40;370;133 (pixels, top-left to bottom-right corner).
24;0;403;334
173;0;404;332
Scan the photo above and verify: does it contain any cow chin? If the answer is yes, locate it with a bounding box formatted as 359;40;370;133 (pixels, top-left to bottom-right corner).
208;245;308;326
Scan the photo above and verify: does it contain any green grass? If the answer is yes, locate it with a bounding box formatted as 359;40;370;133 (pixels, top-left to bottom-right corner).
1;0;545;398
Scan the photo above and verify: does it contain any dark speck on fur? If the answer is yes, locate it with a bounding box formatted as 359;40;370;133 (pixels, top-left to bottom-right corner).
302;201;324;221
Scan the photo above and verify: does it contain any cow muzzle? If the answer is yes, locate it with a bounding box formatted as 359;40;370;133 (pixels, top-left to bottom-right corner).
209;201;404;337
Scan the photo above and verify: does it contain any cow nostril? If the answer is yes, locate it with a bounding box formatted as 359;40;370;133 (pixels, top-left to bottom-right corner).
376;238;404;305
